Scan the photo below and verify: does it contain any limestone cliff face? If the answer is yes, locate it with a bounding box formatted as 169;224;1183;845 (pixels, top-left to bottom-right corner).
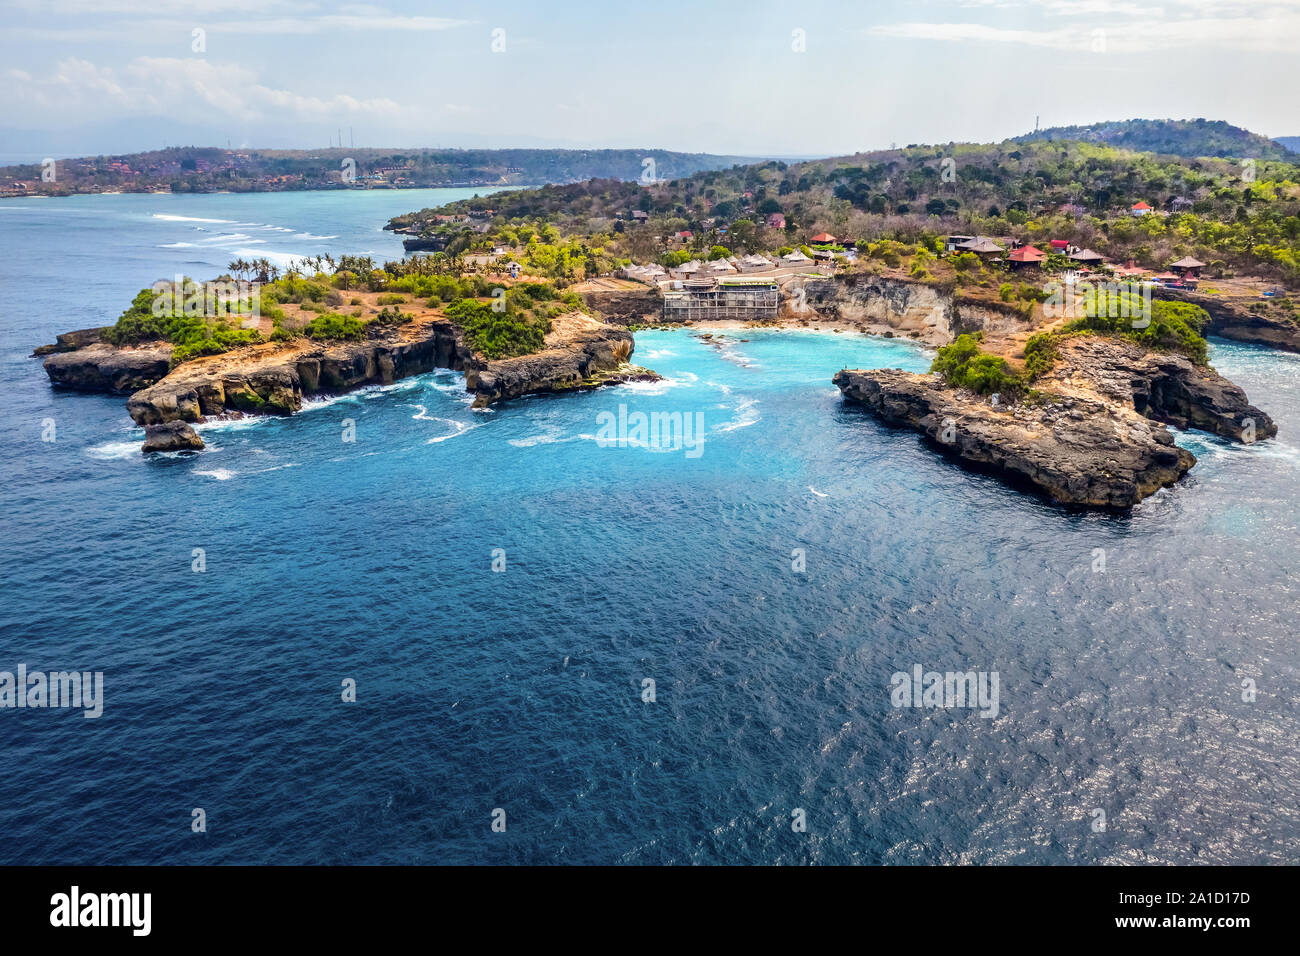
1041;337;1277;442
834;367;1195;508
579;287;662;326
465;325;639;407
43;343;173;394
794;275;1033;344
834;336;1276;508
118;315;642;427
1155;286;1300;353
125;322;466;425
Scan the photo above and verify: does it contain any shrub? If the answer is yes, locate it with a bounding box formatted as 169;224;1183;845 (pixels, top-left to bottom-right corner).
445;297;549;359
1022;331;1061;380
376;293;407;305
931;332;1025;397
371;305;412;327
305;313;366;341
1065;295;1209;364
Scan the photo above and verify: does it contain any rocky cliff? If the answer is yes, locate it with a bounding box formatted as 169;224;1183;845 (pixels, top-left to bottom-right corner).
834;336;1275;508
465;320;645;407
1155;286;1300;353
39;309;646;451
795;275;1033;344
125;320;466;425
43;342;173;393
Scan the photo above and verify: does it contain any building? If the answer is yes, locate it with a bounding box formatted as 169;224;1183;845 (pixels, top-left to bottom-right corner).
945;235;975;253
1131;201;1152;216
1168;255;1205;279
1006;245;1046;269
662;277;779;322
809;232;837;244
738;254;774;273
668;259;703;279
766;213;786;230
623;263;667;285
955;236;1004;257
631;210;649;222
1069;248;1106;267
781;249;812;265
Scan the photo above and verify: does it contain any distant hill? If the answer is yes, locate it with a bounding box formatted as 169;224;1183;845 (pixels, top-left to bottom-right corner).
1012;118;1295;161
1274;136;1300;154
0;147;755;198
390;133;1300;282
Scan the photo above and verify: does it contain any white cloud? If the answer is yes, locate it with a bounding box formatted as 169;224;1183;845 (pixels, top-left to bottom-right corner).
866;5;1300;53
4;56;409;126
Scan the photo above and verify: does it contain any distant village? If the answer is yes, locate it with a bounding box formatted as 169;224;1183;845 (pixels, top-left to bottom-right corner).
619;198;1213;297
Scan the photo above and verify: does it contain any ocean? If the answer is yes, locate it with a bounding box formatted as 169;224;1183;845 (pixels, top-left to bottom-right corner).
0;191;1297;864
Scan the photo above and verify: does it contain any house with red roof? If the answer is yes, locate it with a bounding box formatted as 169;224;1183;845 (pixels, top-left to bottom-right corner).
1006;245;1046;269
809;232;837;243
1131;201;1152;217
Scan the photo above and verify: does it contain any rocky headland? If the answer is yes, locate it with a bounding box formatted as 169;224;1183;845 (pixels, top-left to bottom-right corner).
835;334;1276;508
38;306;650;451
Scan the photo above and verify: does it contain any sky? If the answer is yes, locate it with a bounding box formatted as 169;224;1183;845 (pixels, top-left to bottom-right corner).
1;0;1297;159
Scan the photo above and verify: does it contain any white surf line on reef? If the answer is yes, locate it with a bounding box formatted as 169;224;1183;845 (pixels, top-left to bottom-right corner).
151;214;237;223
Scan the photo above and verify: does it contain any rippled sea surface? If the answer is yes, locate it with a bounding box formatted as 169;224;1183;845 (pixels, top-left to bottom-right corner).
1;193;1297;864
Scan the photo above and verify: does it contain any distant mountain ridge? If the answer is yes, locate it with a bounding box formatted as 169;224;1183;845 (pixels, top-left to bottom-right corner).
1274;136;1300;154
1012;118;1296;161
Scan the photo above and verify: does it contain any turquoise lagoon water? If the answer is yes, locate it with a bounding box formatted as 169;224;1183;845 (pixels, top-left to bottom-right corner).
0;191;1297;864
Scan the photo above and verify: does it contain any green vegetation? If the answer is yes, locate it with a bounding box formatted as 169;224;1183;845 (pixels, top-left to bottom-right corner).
1065;296;1210;364
442;281;583;359
1022;331;1062;380
1011;118;1296;162
931;333;1026;397
390;130;1300;284
305;313;366;342
102;284;263;368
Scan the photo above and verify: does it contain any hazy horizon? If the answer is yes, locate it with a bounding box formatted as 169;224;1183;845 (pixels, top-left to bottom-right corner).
2;0;1297;160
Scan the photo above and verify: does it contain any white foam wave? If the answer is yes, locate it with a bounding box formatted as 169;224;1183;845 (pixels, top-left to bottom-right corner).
152;214;236;223
426;419;481;444
195;468;237;480
85;440;142;461
713;397;761;433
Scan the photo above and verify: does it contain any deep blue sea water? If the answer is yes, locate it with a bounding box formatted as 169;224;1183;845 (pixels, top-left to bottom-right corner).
1;192;1298;864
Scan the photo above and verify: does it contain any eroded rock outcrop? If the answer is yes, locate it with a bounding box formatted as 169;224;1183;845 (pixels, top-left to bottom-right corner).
1155;286;1300;353
465;321;647;407
1042;337;1277;442
835;334;1277;507
834;366;1196;508
119;312;644;430
142;420;204;453
43;343;173;394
